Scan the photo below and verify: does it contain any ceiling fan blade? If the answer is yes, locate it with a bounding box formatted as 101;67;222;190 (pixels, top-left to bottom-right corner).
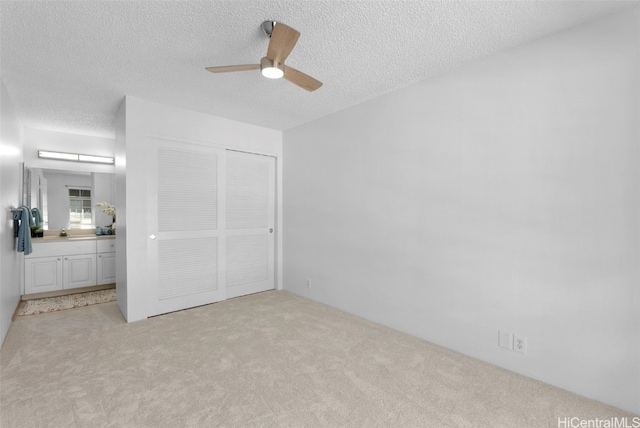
266;23;300;64
283;66;323;92
205;64;260;73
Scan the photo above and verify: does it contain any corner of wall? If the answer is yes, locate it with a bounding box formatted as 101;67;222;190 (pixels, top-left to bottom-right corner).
114;98;128;321
0;79;24;346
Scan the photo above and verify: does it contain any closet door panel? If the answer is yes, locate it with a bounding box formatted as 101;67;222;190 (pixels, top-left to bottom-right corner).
225;151;275;298
157;237;218;300
157;147;218;231
227;234;268;286
226;155;269;229
148;139;225;316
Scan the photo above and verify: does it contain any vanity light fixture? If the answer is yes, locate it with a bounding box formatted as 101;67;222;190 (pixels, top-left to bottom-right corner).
78;154;115;164
37;150;77;161
38;150;114;165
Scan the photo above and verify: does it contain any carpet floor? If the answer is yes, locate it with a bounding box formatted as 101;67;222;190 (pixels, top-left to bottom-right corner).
0;291;635;427
19;289;116;316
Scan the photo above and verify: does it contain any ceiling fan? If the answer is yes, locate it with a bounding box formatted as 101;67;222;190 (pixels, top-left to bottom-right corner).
206;21;322;92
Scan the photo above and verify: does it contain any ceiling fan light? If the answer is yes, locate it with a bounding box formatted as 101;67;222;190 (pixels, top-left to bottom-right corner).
262;67;284;79
260;57;284;79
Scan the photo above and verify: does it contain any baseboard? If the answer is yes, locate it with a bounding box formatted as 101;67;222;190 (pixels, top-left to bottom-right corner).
22;284;115;301
11;300;27;322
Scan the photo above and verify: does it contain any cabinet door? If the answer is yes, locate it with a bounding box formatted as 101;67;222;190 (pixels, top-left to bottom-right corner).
97;239;115;254
97;253;116;285
63;254;97;289
25;256;63;294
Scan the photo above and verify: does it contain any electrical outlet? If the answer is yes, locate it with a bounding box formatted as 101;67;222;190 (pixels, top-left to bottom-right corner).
513;335;527;354
306;279;311;288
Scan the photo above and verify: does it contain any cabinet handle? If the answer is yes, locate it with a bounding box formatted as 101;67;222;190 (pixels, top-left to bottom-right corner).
64;257;68;260
99;255;102;258
57;257;61;261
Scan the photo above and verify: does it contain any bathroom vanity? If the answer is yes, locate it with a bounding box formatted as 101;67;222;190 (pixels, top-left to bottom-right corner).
24;235;115;296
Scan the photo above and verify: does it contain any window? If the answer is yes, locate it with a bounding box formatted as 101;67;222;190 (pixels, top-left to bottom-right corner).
69;188;92;229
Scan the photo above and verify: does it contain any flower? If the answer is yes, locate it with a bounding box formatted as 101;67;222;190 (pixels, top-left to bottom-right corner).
96;202;116;217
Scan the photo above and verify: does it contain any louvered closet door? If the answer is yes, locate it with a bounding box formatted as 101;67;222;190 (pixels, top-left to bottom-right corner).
225;151;275;299
148;139;225;316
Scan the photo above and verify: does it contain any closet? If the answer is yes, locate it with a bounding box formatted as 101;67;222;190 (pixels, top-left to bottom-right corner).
115;96;282;322
146;138;276;316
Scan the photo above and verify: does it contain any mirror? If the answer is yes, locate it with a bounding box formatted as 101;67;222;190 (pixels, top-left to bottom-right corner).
27;167;115;230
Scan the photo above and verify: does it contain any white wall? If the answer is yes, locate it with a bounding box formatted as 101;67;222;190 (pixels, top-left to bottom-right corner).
115;96;283;322
283;8;639;414
0;80;24;345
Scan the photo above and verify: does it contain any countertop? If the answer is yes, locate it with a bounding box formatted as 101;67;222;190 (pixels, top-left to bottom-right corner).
32;235;116;243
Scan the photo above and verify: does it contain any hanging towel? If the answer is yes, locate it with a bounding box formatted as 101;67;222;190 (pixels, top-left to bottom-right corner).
12;208;24;238
32;207;43;226
14;206;34;255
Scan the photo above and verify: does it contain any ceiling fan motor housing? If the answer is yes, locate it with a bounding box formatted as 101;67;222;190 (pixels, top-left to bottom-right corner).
260;57;284;79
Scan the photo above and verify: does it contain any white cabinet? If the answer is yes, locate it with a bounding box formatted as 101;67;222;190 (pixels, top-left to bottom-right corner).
64;254;97;289
24;256;63;294
97;239;116;285
24;238;114;295
97;253;116;285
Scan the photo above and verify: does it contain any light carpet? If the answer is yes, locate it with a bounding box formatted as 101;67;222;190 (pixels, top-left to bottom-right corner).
19;289;116;316
0;291;635;427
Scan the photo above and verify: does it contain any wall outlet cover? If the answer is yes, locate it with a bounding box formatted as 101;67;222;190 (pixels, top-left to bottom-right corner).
498;331;513;350
514;335;527;354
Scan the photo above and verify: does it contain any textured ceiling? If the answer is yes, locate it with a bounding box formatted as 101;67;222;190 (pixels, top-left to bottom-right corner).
0;1;634;138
